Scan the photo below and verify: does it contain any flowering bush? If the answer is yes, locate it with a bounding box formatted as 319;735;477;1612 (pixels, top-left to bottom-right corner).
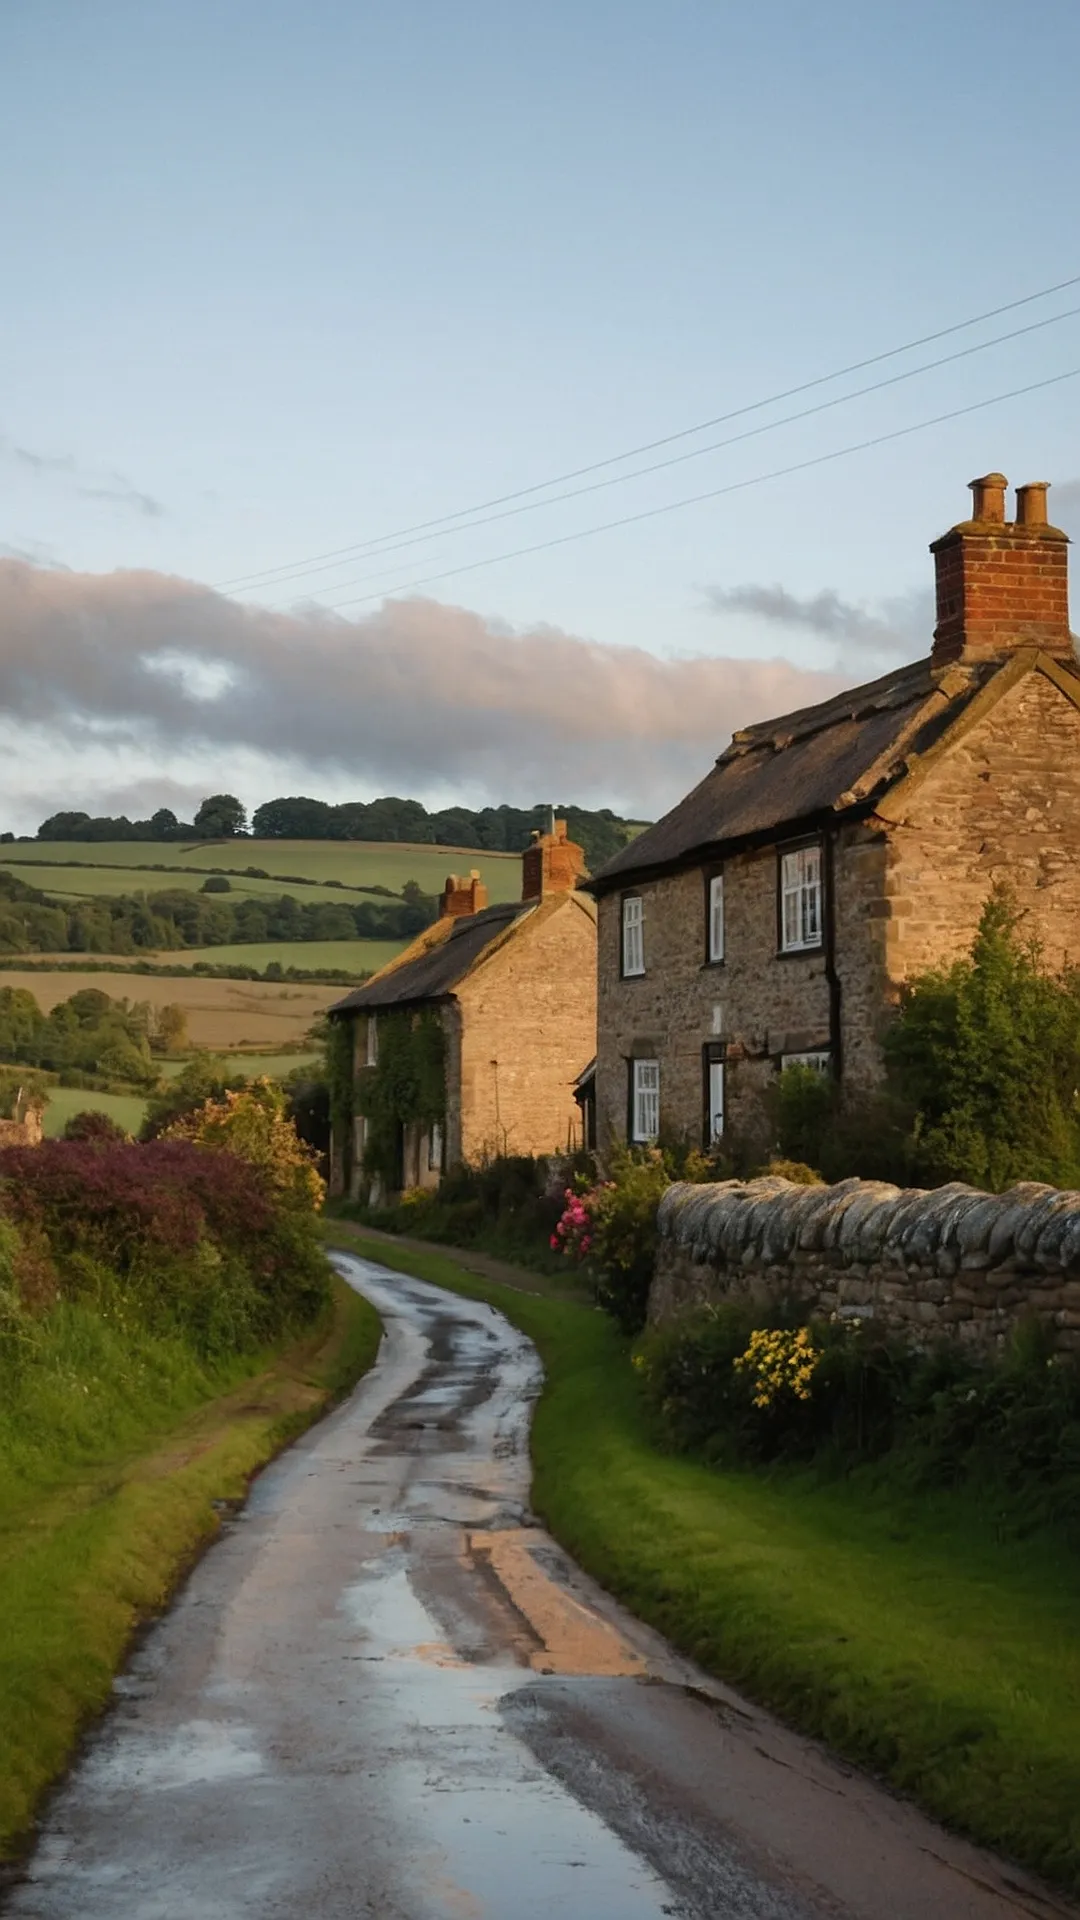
734;1326;820;1408
550;1184;604;1260
0;1126;328;1357
165;1079;324;1215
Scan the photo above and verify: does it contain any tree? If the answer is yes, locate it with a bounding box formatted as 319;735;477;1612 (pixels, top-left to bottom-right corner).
151;1003;189;1056
885;887;1080;1190
193;794;247;838
251;796;334;838
150;808;180;838
165;1079;324;1214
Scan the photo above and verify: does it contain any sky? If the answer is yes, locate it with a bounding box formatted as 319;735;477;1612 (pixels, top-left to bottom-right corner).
2;0;1079;832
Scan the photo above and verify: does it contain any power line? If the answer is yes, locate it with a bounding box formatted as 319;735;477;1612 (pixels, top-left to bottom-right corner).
316;364;1080;613
256;303;1080;601
217;269;1080;592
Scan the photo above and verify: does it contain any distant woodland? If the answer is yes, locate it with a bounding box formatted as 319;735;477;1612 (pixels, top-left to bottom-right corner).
0;869;437;956
31;795;641;872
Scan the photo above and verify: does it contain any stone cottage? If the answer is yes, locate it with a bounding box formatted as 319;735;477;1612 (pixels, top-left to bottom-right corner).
585;472;1079;1151
328;820;596;1196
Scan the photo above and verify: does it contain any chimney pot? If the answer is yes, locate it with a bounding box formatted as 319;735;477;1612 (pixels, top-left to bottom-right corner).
1016;481;1050;528
968;472;1008;523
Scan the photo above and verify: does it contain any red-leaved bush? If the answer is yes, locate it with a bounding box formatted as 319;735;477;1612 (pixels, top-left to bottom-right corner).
0;1135;327;1355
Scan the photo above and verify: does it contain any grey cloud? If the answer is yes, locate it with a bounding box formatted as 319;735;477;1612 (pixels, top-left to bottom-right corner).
0;435;165;518
706;581;932;664
0;561;849;818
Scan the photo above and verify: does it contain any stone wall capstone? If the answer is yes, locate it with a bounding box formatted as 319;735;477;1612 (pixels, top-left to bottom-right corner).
652;1175;1080;1354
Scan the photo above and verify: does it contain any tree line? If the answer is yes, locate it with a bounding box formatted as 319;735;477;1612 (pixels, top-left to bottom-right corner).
33;794;640;872
0;985;187;1091
0;869;438;957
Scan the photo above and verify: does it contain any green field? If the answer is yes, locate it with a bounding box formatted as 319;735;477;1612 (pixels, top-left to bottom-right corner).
3;839;522;901
2;863;381;908
158;1050;320;1080
40;1087;149;1138
161;938;402;974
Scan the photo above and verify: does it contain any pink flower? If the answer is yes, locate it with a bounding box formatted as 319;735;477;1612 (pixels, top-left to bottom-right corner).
550;1234;560;1249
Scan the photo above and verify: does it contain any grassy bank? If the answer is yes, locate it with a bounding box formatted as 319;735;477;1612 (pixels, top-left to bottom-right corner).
328;1224;1080;1895
0;1275;381;1862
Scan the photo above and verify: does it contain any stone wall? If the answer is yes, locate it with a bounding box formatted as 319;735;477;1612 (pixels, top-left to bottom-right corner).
653;1174;1080;1356
882;668;1080;982
456;891;596;1162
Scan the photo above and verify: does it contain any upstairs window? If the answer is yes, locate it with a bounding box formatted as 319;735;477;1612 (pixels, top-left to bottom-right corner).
366;1015;379;1066
621;894;645;976
630;1058;660;1142
779;844;823;952
706;870;725;964
781;1049;831;1075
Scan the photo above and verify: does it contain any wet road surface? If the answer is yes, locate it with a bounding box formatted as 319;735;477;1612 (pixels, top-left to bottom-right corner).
5;1253;1077;1920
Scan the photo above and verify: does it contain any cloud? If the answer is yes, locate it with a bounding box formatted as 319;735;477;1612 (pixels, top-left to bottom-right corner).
705;581;933;665
0;560;850;819
0;434;164;518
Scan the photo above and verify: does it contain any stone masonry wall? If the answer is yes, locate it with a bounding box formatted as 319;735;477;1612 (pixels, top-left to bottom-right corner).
457;892;596;1161
653;1175;1080;1356
595;825;892;1149
883;668;1080;982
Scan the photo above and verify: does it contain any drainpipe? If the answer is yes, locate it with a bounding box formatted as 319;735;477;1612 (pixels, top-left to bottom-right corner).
823;827;843;1083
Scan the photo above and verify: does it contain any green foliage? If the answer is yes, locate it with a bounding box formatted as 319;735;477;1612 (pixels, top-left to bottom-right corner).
885;887;1080;1190
200;874;232;893
193;794;247;838
37;794;645;873
140;1055;252;1139
323;1016;355;1182
582;1147;676;1335
355;1011;447;1186
0;983;158;1089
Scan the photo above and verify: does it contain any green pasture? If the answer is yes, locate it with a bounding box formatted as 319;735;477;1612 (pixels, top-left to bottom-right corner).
40;1087;149;1138
164;938;401;974
0;861;379;909
158;1050;320;1081
4;839;521;901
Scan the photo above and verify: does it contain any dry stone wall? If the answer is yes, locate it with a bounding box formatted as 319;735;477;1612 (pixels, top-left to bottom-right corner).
653;1175;1080;1355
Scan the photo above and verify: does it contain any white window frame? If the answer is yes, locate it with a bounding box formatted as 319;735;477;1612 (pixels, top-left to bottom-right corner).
427;1119;444;1172
779;844;824;953
707;870;725;964
366;1014;379;1066
706;1055;725;1143
780;1050;832;1075
621;894;645;976
630;1058;660;1143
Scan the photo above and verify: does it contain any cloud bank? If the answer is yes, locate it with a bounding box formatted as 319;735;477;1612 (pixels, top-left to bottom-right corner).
0;560;850;820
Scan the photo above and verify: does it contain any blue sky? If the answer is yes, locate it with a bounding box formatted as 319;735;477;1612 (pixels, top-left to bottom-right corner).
1;0;1078;827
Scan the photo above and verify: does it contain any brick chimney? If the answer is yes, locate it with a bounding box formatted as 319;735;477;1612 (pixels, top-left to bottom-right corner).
930;473;1072;669
440;869;489;919
521;818;587;902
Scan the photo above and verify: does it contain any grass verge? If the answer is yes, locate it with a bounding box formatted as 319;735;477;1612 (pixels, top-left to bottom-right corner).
0;1275;381;1863
327;1223;1080;1896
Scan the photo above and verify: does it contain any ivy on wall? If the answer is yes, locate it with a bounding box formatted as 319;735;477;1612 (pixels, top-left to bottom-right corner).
325;1015;357;1188
355;1009;447;1185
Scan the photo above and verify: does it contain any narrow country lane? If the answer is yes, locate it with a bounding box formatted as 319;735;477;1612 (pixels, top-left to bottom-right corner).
5;1255;1076;1920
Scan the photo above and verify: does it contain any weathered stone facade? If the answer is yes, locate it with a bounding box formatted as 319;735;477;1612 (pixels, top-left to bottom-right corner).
589;474;1080;1153
653;1174;1080;1356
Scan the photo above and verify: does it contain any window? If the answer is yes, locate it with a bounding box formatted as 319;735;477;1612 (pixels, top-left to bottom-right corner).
366;1015;379;1066
779;844;823;952
703;1043;725;1144
706;870;725;964
630;1058;660;1142
621;894;645;976
781;1050;831;1075
427;1120;444;1172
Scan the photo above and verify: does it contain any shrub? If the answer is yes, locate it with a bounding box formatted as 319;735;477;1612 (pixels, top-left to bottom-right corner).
61;1109;131;1145
553;1146;672;1334
200;875;231;893
165;1080;325;1215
